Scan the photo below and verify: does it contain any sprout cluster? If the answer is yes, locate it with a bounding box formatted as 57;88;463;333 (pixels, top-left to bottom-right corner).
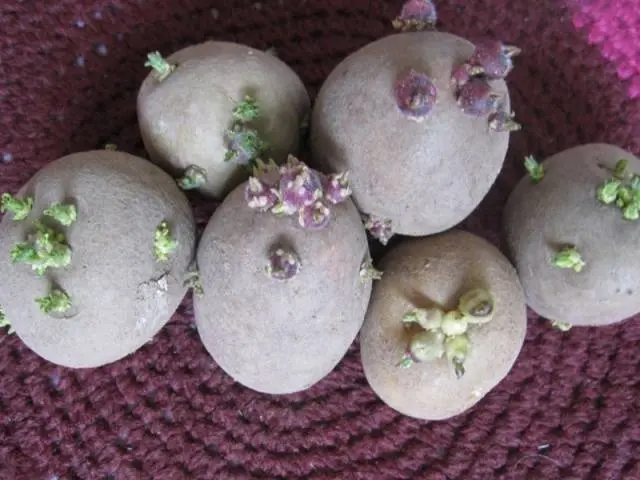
144;51;176;82
1;193;33;221
245;155;352;230
11;221;72;276
362;214;394;246
35;289;72;314
451;39;521;132
596;159;640;220
153;221;178;262
551;245;585;273
177;165;207;191
224;96;269;167
398;287;495;379
183;268;204;297
394;69;438;121
524;155;544;184
359;254;383;284
265;247;301;280
3;193;78;315
392;0;438;31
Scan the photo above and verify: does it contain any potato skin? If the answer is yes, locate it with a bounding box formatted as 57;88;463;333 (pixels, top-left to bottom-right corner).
360;230;526;420
194;183;372;394
504;143;640;326
0;151;196;368
310;31;511;237
137;41;310;198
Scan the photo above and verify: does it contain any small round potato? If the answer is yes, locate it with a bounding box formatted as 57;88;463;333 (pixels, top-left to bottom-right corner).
0;150;196;368
137;41;310;198
504;143;640;327
360;230;527;420
194;181;373;394
310;31;512;239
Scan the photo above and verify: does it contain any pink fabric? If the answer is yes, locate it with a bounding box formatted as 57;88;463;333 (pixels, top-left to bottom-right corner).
1;1;639;478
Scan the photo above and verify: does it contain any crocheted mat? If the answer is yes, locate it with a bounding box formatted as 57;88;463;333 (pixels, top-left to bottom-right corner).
1;1;639;479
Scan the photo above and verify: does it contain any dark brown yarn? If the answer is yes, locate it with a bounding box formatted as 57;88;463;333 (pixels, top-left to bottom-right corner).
1;1;640;479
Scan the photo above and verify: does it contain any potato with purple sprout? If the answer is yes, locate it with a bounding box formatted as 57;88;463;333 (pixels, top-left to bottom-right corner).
194;156;379;394
310;0;521;243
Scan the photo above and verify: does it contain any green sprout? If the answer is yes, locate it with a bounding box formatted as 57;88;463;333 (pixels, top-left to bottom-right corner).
144;51;176;82
551;246;585;272
1;193;33;221
551;320;572;332
0;305;15;334
177;165;207;190
153;221;178;262
596;179;620;205
224;127;270;164
359;256;383;283
35;289;72;314
43;202;77;226
104;143;118;151
10;222;72;276
445;334;469;378
458;288;495;324
232;96;260;123
524;155;544;184
613;159;629;180
183;269;204;297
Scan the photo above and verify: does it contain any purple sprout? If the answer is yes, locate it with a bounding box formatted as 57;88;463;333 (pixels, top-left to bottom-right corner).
298;201;331;230
450;62;485;90
392;0;438;31
245;155;351;231
245;177;278;211
266;247;301;280
278;161;324;211
456;78;501;117
323;172;352;205
363;215;394;245
395;70;437;121
468;38;521;80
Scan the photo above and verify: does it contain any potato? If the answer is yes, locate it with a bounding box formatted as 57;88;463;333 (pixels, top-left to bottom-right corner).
503;143;640;327
310;30;519;243
0;150;196;368
194;157;374;394
137;41;310;198
360;230;526;420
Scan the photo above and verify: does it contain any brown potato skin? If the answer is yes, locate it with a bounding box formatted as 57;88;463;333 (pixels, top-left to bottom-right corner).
360;230;526;420
503;143;640;326
0;151;196;368
137;41;310;199
310;31;511;237
194;183;372;394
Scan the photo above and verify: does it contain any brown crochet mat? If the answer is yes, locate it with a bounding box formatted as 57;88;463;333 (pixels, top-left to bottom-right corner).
1;1;640;479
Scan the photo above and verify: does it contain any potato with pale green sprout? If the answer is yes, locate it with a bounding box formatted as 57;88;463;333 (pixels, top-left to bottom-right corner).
504;143;640;328
137;41;310;199
0;150;196;368
360;229;526;420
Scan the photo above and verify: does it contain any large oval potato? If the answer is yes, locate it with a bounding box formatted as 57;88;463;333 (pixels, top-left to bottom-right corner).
360;230;526;420
194;180;373;394
0;150;196;368
504;143;640;327
310;31;512;239
137;41;310;198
